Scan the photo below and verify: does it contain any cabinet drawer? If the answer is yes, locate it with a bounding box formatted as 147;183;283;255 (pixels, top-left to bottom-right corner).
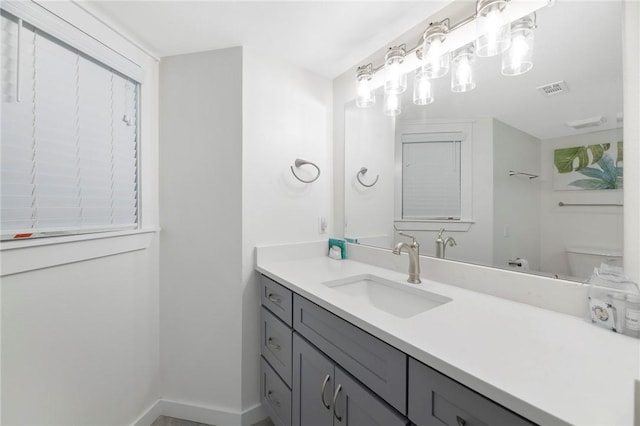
408;358;536;426
262;356;292;426
293;294;407;414
261;275;293;326
262;306;293;387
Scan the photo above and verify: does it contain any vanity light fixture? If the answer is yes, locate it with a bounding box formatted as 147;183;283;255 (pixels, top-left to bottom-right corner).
413;69;434;105
421;21;450;79
354;0;549;115
356;63;375;107
502;14;536;76
384;45;407;95
475;0;511;57
451;43;477;93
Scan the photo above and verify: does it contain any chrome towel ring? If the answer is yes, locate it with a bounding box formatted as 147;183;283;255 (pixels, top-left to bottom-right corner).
356;167;379;187
291;158;320;183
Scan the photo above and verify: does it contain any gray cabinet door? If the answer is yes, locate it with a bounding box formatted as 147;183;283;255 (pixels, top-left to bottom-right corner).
334;367;408;426
293;294;407;414
293;332;408;426
292;333;334;426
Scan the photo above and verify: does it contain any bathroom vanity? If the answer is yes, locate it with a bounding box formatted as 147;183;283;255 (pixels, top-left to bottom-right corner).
257;242;638;426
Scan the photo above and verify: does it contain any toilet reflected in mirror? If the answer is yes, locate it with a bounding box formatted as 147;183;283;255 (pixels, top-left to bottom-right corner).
566;247;623;281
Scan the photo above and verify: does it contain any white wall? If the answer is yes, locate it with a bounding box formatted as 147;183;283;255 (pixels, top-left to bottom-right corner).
157;45;333;420
159;47;244;413
493;119;541;271
539;128;624;278
242;47;333;409
1;2;160;425
344;100;395;246
2;246;160;425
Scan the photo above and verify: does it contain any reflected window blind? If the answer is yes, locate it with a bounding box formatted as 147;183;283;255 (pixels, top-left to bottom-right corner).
1;12;138;240
402;133;462;220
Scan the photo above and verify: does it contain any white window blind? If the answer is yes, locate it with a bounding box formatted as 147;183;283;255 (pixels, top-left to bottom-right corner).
402;132;463;220
1;12;139;240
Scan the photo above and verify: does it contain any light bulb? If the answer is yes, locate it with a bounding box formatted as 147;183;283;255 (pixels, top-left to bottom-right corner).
502;15;535;76
383;92;401;116
384;45;407;95
422;22;450;79
355;64;375;107
413;70;434;106
476;0;510;57
451;44;476;93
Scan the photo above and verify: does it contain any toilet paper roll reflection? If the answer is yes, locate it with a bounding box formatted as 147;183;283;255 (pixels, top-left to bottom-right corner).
509;258;530;270
517;258;530;270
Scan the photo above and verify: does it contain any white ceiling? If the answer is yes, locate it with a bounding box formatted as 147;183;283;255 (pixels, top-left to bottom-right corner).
84;0;450;79
85;0;623;140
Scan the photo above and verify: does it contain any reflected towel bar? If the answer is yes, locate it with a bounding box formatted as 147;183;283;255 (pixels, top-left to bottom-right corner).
356;167;379;187
509;171;538;179
558;202;623;207
291;158;320;183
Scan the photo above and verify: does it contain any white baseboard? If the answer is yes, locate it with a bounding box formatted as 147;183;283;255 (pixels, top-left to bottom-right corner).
131;400;164;426
132;399;267;426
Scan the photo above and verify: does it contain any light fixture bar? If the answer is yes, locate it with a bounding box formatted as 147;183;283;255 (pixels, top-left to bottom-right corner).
363;0;550;91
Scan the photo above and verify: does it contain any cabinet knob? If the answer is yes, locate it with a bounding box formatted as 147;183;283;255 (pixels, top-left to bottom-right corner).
267;337;281;351
332;384;343;422
456;415;466;426
320;374;331;409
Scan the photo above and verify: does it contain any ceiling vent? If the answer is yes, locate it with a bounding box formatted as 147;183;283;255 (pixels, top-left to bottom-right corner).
566;115;607;130
537;80;569;97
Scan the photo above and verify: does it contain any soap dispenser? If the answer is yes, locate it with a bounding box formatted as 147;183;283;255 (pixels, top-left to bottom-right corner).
435;228;445;259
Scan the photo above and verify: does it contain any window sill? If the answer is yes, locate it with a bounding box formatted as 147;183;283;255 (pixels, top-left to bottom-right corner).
0;228;160;276
394;219;474;232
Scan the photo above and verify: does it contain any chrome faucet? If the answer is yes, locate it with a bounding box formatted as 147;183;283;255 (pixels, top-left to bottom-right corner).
392;232;421;284
435;228;457;259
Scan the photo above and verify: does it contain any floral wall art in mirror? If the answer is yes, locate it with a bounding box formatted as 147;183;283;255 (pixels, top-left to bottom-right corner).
553;141;623;190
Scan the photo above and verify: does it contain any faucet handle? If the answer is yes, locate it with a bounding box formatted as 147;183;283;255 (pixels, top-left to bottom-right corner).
437;228;445;238
399;232;418;246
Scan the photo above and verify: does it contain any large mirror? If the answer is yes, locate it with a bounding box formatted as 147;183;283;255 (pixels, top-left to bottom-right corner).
344;1;624;282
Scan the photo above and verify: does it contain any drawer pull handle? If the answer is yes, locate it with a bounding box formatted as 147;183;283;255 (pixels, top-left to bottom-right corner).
267;390;281;407
320;374;331;409
267;337;281;350
332;384;343;421
456;416;466;426
267;293;282;304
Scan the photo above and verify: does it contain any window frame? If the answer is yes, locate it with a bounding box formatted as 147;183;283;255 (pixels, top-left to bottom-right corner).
1;8;142;241
401;134;463;220
394;120;475;232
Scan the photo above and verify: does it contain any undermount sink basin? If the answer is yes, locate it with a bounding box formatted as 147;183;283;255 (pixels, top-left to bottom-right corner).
322;274;451;318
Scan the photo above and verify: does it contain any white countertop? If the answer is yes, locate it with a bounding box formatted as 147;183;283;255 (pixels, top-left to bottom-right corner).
256;254;639;426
